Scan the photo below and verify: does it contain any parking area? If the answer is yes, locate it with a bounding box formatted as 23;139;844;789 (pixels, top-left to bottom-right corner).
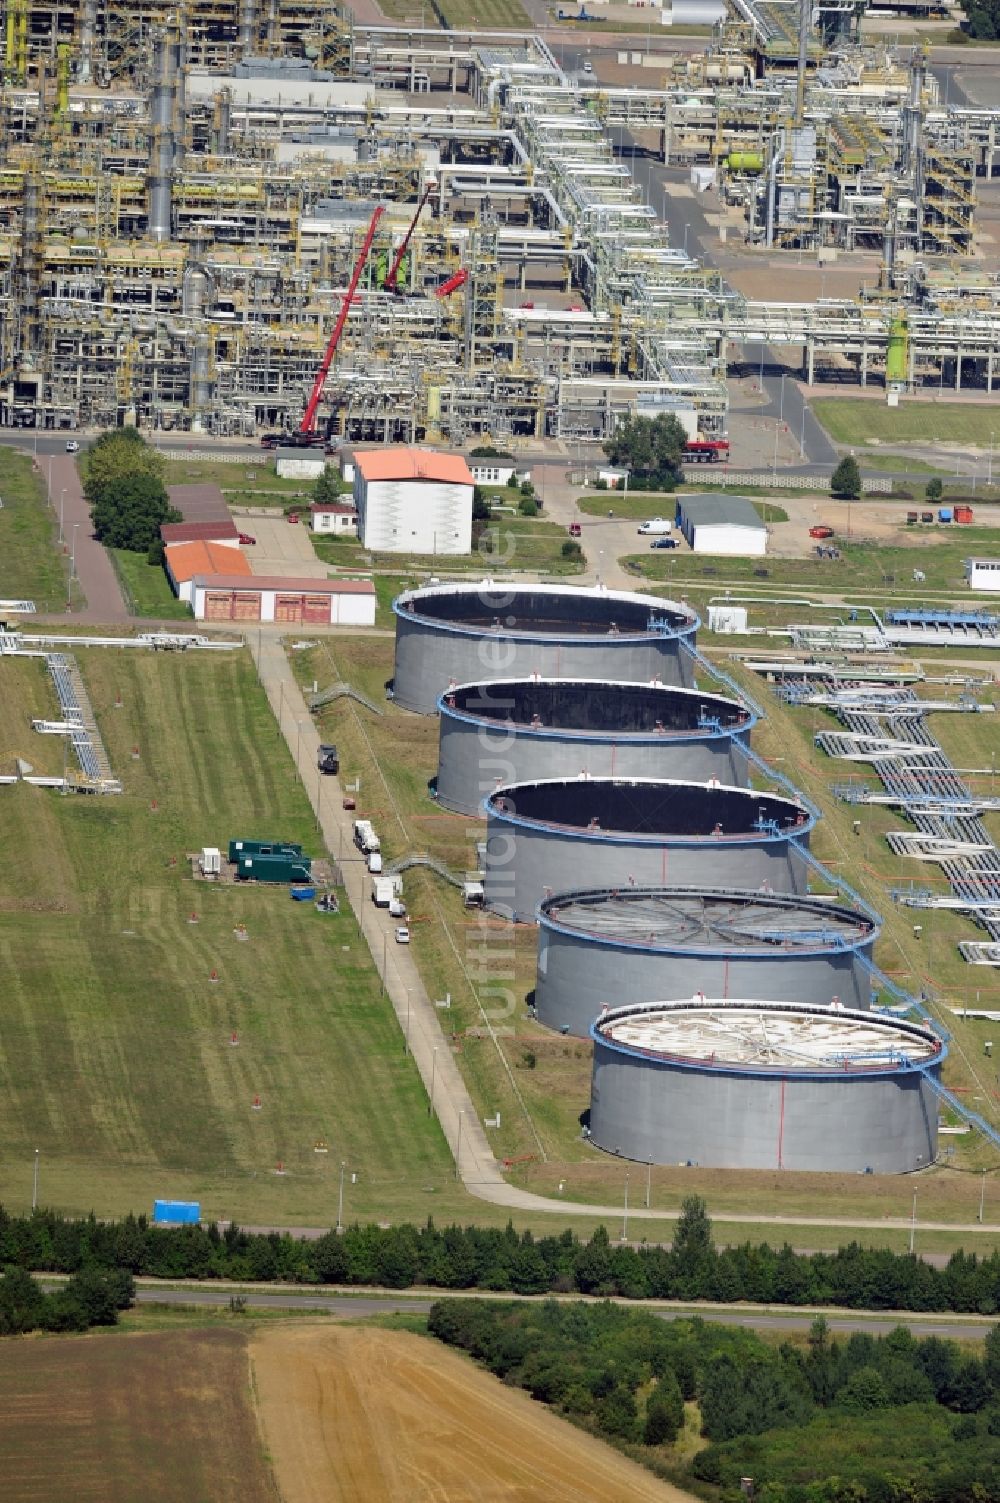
233;511;327;578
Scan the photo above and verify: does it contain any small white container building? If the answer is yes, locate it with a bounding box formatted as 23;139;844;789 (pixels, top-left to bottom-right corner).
311;502;358;535
965;558;1000;593
676;494;767;557
275;448;327;480
354;448;474;555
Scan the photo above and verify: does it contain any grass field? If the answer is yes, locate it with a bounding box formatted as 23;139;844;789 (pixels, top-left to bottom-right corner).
0;646;462;1225
0;447;68;610
0;1328;275;1503
814;399;1000;448
163;456;319;510
111;548;192;620
858;452;948;476
628;525;1000;595
0;657;64;778
251;1323;693;1502
435;0;532;29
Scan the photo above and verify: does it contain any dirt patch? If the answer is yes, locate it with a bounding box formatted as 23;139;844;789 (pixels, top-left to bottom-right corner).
0;1328;275;1503
251;1323;695;1502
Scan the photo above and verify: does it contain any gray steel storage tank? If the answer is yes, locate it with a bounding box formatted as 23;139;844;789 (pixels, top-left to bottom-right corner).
483;777;814;921
590;999;943;1173
436;678;755;817
535;887;879;1036
392;582;698;715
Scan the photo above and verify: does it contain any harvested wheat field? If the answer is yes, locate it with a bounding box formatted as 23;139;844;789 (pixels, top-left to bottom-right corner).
0;1329;276;1503
251;1324;695;1503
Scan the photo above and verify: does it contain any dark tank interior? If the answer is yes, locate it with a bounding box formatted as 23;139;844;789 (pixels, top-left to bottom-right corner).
402;587;690;636
450;680;750;734
489;779;808;836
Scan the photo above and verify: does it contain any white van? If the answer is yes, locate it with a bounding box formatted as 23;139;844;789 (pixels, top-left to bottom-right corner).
637;517;672;536
367;851;383;874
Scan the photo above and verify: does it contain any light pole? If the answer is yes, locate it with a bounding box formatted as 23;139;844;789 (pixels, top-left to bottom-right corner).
758;344;765;389
645;1159;652;1209
455;1110;464;1179
799;403;806;461
404;990;411;1055
779;372;786;423
683;221;690;256
337;1160;346;1232
295;718;304;770
772;422;779;484
622;1170;630;1242
381;930;387;996
909;1189;917;1255
68;523;79;609
32;1147;39;1211
990;432;995;487
980;1168;987;1224
429;1045;438;1116
59;487;66;544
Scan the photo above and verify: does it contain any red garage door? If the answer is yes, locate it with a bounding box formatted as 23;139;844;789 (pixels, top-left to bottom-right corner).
232;592;262;621
303;595;331;624
275;594;303;623
205;591;234;621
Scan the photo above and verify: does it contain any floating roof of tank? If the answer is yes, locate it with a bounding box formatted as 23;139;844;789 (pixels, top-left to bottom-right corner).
439;678;752;737
487;777;811;840
394;581;696;637
538;886;877;952
593;1000;943;1076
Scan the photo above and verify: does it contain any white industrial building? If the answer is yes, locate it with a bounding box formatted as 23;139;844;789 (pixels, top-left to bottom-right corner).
469;454;521;486
353;448;474;555
676;494;767;557
189;573;376;624
965;558;1000;593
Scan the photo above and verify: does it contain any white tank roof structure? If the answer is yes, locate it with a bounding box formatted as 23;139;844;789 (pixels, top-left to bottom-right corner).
535;887;880;1036
435;678;755;817
391;582;698;715
483;777;814;922
590;1000;944;1174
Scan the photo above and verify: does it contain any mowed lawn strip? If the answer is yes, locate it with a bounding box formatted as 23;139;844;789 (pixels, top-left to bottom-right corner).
0;447;66;609
813;398;1000;448
0;1328;274;1503
0;647;455;1224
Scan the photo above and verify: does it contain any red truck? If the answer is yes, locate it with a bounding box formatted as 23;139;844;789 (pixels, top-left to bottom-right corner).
682;438;730;464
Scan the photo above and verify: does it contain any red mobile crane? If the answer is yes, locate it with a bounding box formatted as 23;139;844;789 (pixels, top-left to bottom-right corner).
384;180;436;294
435;268;468;298
294;203;386;444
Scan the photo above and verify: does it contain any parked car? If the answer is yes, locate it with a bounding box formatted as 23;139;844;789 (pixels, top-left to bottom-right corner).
395;925;410;945
65;439;80;453
650;537;678;550
582;59;593;73
568;522;582;537
238;533;256;545
809;525;834;540
287;511;300;524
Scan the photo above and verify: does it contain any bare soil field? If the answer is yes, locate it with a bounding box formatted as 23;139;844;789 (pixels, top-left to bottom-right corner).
0;1328;276;1503
251;1323;695;1502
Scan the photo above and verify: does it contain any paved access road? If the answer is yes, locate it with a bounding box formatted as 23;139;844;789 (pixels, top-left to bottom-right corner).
130;1285;1000;1340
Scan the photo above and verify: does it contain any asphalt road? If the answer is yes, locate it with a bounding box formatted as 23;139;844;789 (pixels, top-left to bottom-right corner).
129;1284;1000;1339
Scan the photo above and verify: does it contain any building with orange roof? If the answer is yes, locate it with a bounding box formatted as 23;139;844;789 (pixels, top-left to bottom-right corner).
164;540;253;603
353;447;473;556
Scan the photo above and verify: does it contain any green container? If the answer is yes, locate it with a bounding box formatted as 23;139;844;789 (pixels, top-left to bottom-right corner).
228;838;303;863
727;151;764;173
236;853;312;884
887;315;909;385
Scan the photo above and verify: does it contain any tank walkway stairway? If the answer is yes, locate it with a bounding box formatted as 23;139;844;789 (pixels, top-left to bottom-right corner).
46;653;121;793
308;681;384;716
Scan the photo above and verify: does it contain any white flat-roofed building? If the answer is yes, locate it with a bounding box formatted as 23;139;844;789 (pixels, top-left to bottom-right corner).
354;448;474;555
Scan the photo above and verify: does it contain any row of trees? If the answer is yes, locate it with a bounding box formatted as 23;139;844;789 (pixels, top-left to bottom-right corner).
83;428;178;555
0;1265;134;1335
429;1297;1000;1502
5;1199;1000;1316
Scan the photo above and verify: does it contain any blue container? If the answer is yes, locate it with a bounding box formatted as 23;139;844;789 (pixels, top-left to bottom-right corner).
153;1199;201;1225
291;886;317;901
938;508;953;523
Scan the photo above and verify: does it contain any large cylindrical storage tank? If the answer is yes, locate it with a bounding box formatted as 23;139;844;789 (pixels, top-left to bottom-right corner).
483;778;814;922
436;679;755;817
590;1000;943;1173
535;887;879;1037
392;582;698;715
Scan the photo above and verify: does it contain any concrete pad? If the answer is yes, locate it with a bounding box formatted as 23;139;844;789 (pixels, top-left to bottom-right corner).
241;513;325;576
